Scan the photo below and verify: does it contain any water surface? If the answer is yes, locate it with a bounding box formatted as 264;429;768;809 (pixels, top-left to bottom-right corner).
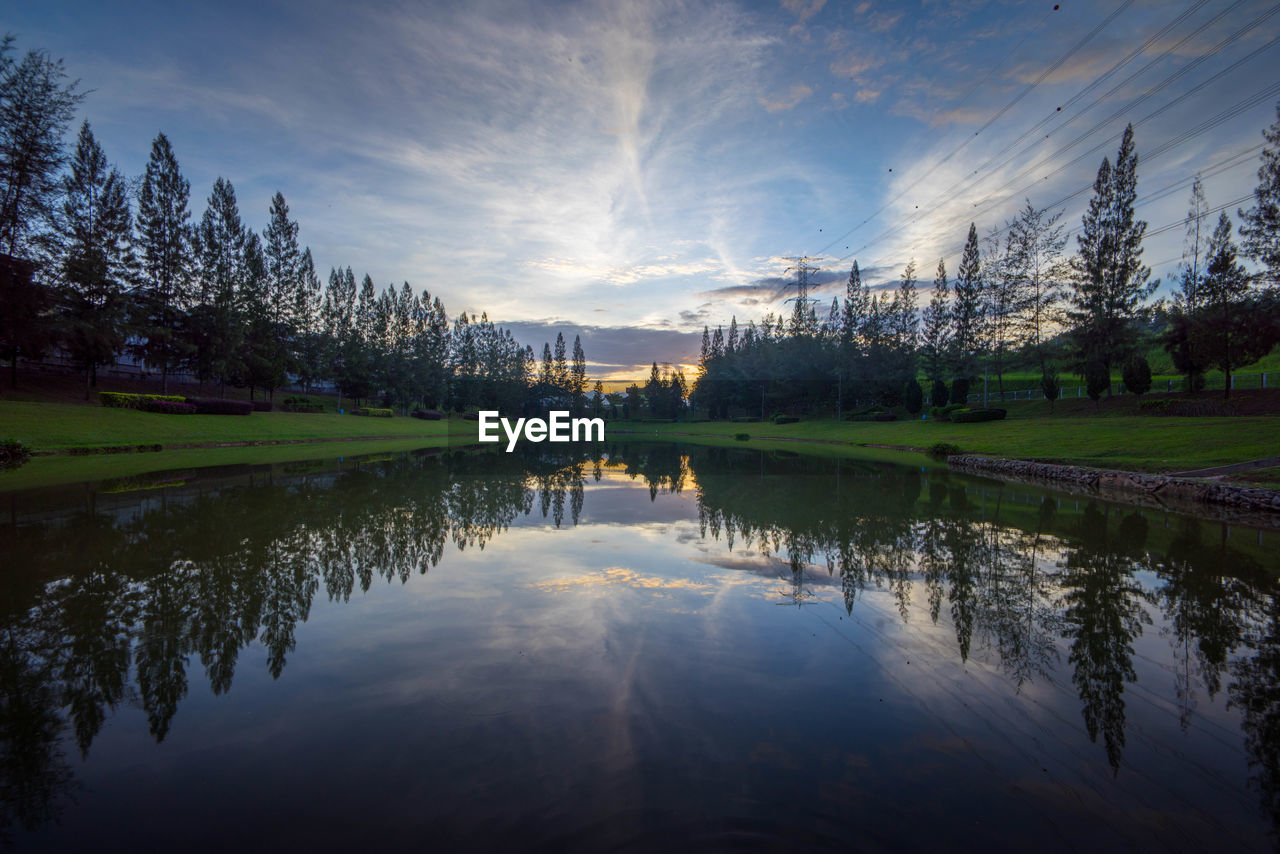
1;444;1278;851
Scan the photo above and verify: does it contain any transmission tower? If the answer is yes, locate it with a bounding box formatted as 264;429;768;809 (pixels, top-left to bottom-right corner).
782;256;822;336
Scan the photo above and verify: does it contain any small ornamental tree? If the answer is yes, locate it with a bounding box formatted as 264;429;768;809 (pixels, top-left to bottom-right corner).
1041;366;1060;412
930;378;948;408
1122;354;1152;396
1085;360;1109;408
903;377;923;415
949;377;970;405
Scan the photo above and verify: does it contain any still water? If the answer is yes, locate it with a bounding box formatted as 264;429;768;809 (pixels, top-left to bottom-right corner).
1;443;1278;851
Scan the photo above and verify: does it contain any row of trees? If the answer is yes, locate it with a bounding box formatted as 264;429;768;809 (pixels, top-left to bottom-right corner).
0;36;590;412
693;111;1280;416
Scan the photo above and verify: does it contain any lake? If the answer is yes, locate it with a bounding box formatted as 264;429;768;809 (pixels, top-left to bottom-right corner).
1;442;1278;851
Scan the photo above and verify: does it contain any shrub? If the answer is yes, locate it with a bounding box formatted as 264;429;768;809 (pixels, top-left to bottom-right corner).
926;442;963;458
282;399;325;413
0;438;31;469
731;416;760;423
411;409;444;420
928;403;965;421
141;400;196;414
99;391;139;408
949;377;970;405
950;408;1006;423
902;377;924;415
1085;360;1109;404
252;400;273;412
1122;354;1152;396
1040;367;1060;409
734;432;750;441
185;397;253;415
352;407;394;417
773;415;799;424
930;379;948;407
852;411;896;422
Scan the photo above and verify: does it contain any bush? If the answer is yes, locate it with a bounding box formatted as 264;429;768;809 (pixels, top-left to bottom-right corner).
734;432;750;441
949;408;1006;423
99;391;139;408
1122;354;1152;396
930;379;948;407
926;442;963;458
352;407;394;417
731;416;760;422
949;377;970;405
411;409;444;420
141;400;196;415
0;438;31;469
252;400;273;412
903;378;924;415
185;397;253;416
929;403;965;421
852;411;896;422
773;415;799;424
282;397;325;413
1040;367;1060;407
1085;360;1109;404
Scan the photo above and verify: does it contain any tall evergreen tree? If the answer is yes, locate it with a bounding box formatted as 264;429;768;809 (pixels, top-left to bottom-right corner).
293;247;324;394
51;122;133;398
570;334;587;413
1067;125;1153;385
920;258;950;385
191;177;246;394
256;191;301;401
1165;177;1211;392
133;132;193;392
0;36;84;258
951;223;983;383
1006;200;1067;373
1239;101;1280;288
1199;213;1259;399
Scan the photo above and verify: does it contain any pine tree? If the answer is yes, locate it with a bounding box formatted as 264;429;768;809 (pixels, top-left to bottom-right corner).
133;132;193;393
571;334;587;413
256;191;302;401
553;332;568;398
293;247;324;393
920;258;950;385
1068;125;1153;384
0;37;84;257
52;122;133;398
1239;101;1280;288
646;361;664;417
1165;177;1211;392
192;177;246;394
1200;213;1256;399
1006;200;1067;372
951;223;983;383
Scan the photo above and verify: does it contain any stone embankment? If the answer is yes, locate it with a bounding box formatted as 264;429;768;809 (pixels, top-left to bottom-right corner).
947;455;1280;518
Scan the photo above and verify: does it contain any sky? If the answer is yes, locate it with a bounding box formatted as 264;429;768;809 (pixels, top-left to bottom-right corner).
5;0;1280;379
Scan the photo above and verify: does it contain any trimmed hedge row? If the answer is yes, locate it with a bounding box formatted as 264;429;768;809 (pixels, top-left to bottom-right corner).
282;396;325;413
352;407;394;417
141;400;197;415
99;392;187;408
411;409;444;420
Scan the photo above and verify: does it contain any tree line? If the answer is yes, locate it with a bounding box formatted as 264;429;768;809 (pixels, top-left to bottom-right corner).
694;114;1280;417
0;36;589;412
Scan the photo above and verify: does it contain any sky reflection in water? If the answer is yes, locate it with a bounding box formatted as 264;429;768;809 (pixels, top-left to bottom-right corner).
1;444;1278;851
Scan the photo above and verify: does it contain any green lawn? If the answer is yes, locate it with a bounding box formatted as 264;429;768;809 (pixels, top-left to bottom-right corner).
0;400;470;450
622;413;1280;473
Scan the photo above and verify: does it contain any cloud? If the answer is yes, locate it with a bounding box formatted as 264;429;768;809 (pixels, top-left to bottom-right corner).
854;88;881;104
497;320;703;379
759;83;815;113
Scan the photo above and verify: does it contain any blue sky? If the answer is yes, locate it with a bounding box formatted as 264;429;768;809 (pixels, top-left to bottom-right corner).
6;0;1279;377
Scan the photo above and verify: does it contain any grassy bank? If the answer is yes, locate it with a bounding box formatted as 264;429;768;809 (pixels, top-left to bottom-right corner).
621;407;1280;473
0;400;470;451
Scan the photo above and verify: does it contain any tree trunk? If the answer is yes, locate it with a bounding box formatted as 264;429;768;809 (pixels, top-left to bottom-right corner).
162;363;168;395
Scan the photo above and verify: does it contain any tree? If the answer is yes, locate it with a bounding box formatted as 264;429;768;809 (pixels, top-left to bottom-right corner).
1121;354;1151;396
0;36;84;258
1239;100;1280;289
133;132;193;393
50;122;134;398
191;177;246;394
255;191;302;401
951;223;983;384
1085;360;1109;408
1068;125;1154;385
1199;213;1261;399
293;248;324;394
920;258;950;385
902;377;923;415
1041;365;1060;412
645;362;664;417
1006;199;1067;372
930;378;948;408
570;335;587;413
1165;177;1211;393
981;229;1020;398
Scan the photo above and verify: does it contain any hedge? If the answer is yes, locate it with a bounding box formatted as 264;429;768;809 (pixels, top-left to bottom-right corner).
352;407;394;417
252;401;273;412
949;408;1007;423
411;409;444;420
99;392;187;409
185;397;253;416
141;400;197;415
928;403;966;421
773;415;799;424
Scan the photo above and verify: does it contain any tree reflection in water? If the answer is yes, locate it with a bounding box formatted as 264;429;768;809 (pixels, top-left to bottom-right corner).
0;442;1277;836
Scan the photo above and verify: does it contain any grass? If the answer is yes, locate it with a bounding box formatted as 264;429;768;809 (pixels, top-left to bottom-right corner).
0;400;471;450
0;437;456;493
618;404;1280;473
